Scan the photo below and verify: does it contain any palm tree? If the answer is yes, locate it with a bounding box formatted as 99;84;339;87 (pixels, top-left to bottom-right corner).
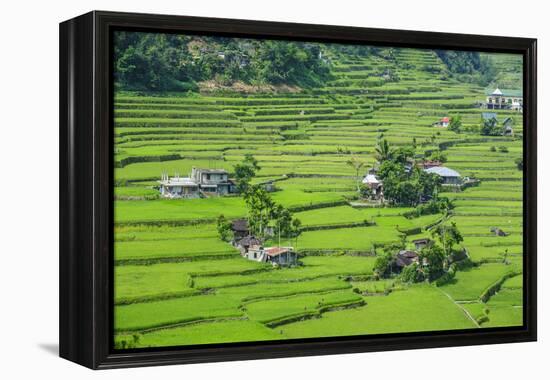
346;155;365;193
375;139;393;162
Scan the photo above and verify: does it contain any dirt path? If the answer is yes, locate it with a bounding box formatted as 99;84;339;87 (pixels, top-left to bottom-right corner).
437;287;480;328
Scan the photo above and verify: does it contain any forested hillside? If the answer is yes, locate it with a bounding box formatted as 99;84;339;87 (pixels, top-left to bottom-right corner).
114;32;512;92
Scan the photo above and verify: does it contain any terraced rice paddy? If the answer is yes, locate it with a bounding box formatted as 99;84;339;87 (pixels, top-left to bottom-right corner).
113;46;524;348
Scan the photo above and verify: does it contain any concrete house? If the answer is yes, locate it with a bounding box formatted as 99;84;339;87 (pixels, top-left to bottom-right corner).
244;245;297;266
424;166;462;185
158;167;236;198
191;167;235;195
485;88;523;111
158;173;200;199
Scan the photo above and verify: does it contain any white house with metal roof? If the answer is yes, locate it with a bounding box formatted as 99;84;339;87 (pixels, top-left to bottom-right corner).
423;166;462;185
485;88;523;111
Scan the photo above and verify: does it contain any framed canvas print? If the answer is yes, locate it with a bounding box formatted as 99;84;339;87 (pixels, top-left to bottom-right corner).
59;11;537;369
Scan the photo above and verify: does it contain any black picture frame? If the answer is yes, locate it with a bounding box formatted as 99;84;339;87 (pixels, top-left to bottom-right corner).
59;10;537;369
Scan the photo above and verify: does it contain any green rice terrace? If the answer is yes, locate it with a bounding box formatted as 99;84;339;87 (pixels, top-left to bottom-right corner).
113;42;524;349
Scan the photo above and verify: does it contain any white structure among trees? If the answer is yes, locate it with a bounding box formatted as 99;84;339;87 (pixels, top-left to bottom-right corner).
485;88;523;111
158;167;236;198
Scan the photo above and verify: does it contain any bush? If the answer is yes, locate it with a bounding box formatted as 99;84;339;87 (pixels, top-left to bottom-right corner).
498;146;509;153
403;198;453;219
401;263;425;283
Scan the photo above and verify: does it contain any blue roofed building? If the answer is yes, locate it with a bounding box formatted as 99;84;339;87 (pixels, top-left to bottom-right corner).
424;166;462;185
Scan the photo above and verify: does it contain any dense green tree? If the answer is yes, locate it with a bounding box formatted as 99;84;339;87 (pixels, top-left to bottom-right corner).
233;154;260;193
378;161;441;207
431;222;463;257
481;116;500;136
449;115;462;133
419;244;446;280
114;32;332;91
359;183;373;199
216;214;233;242
435;50;496;86
374;139;393;162
290;218;302;251
425;149;447;163
243;186;274;238
401;263;425;283
373;252;394;278
272;204;292;247
392;146;415;164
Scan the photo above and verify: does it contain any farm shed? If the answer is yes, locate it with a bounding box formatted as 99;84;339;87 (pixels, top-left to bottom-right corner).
412;238;431;250
424;166;462;185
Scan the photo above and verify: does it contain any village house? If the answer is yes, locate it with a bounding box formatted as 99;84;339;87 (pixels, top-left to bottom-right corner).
244;245;298;266
231;219;249;241
412;238;431;251
485;88;523;112
394;250;420;270
191;167;235;195
433;116;450;128
423;166;462;185
158;173;200;199
362;173;383;200
235;235;262;254
158;167;236;198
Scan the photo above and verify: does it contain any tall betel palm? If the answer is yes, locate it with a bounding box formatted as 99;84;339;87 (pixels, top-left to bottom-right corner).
375;138;393;162
346;155;366;193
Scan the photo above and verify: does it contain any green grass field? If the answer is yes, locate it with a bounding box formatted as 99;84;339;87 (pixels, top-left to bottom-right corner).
113;42;524;349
